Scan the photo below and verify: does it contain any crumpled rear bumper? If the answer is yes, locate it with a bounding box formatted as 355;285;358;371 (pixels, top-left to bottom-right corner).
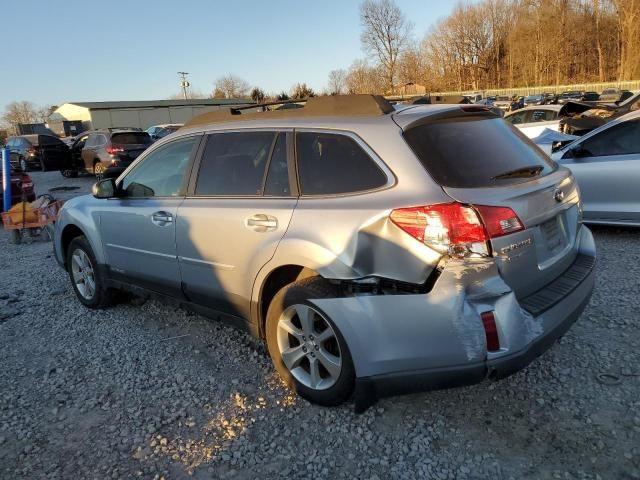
309;226;596;412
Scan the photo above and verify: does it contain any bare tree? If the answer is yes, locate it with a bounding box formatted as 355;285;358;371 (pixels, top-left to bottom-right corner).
167;89;207;100
345;59;386;94
360;0;413;92
2;101;49;134
327;69;347;94
213;74;250;98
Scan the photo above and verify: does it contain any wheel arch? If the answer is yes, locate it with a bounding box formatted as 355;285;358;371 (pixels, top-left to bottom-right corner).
254;264;320;338
60;224;88;267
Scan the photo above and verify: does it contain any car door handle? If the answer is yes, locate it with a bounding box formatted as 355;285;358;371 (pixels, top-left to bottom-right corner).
151;211;173;226
245;214;277;232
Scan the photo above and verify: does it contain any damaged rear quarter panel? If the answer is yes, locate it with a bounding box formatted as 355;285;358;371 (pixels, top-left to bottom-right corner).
310;258;517;378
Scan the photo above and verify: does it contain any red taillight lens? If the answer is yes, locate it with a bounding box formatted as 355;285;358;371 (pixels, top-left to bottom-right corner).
475;205;523;238
481;311;500;351
105;146;124;155
390;202;523;258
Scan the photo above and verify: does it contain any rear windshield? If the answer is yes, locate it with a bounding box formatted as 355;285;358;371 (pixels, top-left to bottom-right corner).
111;132;152;145
403;116;556;188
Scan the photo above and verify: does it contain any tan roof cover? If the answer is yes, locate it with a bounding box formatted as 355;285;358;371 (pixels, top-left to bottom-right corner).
184;94;394;127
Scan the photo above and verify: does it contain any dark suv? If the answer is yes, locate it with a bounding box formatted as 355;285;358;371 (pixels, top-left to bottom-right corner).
81;129;152;178
7;134;70;172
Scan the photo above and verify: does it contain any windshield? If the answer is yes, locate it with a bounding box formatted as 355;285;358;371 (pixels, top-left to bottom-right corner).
403;116;557;188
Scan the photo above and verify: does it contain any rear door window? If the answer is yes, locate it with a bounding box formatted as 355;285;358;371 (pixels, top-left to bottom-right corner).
264;133;290;196
403;116;556;188
295;132;387;195
195;131;275;196
530;109;557;122
111;132;151;145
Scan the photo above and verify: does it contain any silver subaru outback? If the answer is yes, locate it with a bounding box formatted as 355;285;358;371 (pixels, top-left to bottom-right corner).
54;95;596;410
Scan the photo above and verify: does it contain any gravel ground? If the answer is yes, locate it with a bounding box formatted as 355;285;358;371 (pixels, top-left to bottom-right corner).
1;171;639;479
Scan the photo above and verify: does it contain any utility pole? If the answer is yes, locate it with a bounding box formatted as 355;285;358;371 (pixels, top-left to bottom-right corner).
178;72;190;100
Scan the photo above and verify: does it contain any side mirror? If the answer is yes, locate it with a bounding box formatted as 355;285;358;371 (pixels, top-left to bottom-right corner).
92;178;117;199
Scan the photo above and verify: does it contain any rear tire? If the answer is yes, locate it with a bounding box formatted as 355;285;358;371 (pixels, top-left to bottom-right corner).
265;277;355;406
66;236;114;309
93;161;106;180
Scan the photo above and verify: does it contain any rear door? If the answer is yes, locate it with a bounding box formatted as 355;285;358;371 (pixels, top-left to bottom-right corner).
38;135;69;170
558;118;640;224
97;135;201;295
176;130;297;320
81;134;99;171
402;113;580;298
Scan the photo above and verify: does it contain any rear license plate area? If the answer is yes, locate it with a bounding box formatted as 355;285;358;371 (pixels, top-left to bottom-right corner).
540;216;566;254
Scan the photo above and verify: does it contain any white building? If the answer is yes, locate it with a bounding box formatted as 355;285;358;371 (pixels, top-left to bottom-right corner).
48;98;251;136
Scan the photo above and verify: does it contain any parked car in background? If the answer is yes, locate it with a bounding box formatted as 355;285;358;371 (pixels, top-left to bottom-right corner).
493;96;512;111
504;105;562;138
599;88;625;103
6;134;70;172
81;129;152;178
146;124;183;141
552;110;640;226
0;164;35;211
510;96;525;111
54;95;596;408
560;91;640;136
542;92;557;104
524;94;544;106
580;91;600;102
463;93;483;103
557;91;583;104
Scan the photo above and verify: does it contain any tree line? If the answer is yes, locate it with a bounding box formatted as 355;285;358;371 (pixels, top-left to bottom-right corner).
338;0;640;95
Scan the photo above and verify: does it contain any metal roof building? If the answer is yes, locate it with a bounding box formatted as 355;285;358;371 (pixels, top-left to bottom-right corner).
48;98;252;136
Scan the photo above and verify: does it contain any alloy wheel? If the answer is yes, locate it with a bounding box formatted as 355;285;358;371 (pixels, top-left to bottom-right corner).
71;248;96;300
276;304;342;390
20;158;27;172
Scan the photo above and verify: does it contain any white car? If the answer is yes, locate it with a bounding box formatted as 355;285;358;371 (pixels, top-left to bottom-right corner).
504;105;562;138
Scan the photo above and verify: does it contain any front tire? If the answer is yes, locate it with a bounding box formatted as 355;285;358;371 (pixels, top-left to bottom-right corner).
265;277;355;406
66;236;114;308
19;158;28;172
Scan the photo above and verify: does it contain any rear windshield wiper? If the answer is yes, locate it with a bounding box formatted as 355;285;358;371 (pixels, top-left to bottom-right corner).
492;165;544;180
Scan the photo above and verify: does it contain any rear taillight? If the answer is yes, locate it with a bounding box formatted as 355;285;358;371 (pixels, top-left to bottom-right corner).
481;311;500;351
106;146;124;155
474;205;523;238
390;202;523;258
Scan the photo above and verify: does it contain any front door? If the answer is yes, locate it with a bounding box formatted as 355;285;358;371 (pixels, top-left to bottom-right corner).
97;135;201;295
176;130;296;319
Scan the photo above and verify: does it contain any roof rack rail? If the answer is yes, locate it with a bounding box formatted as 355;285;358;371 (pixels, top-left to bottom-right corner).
107;127;143;132
184;94;394;127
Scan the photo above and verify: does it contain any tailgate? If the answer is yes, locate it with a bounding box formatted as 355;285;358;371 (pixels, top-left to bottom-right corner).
444;168;581;297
